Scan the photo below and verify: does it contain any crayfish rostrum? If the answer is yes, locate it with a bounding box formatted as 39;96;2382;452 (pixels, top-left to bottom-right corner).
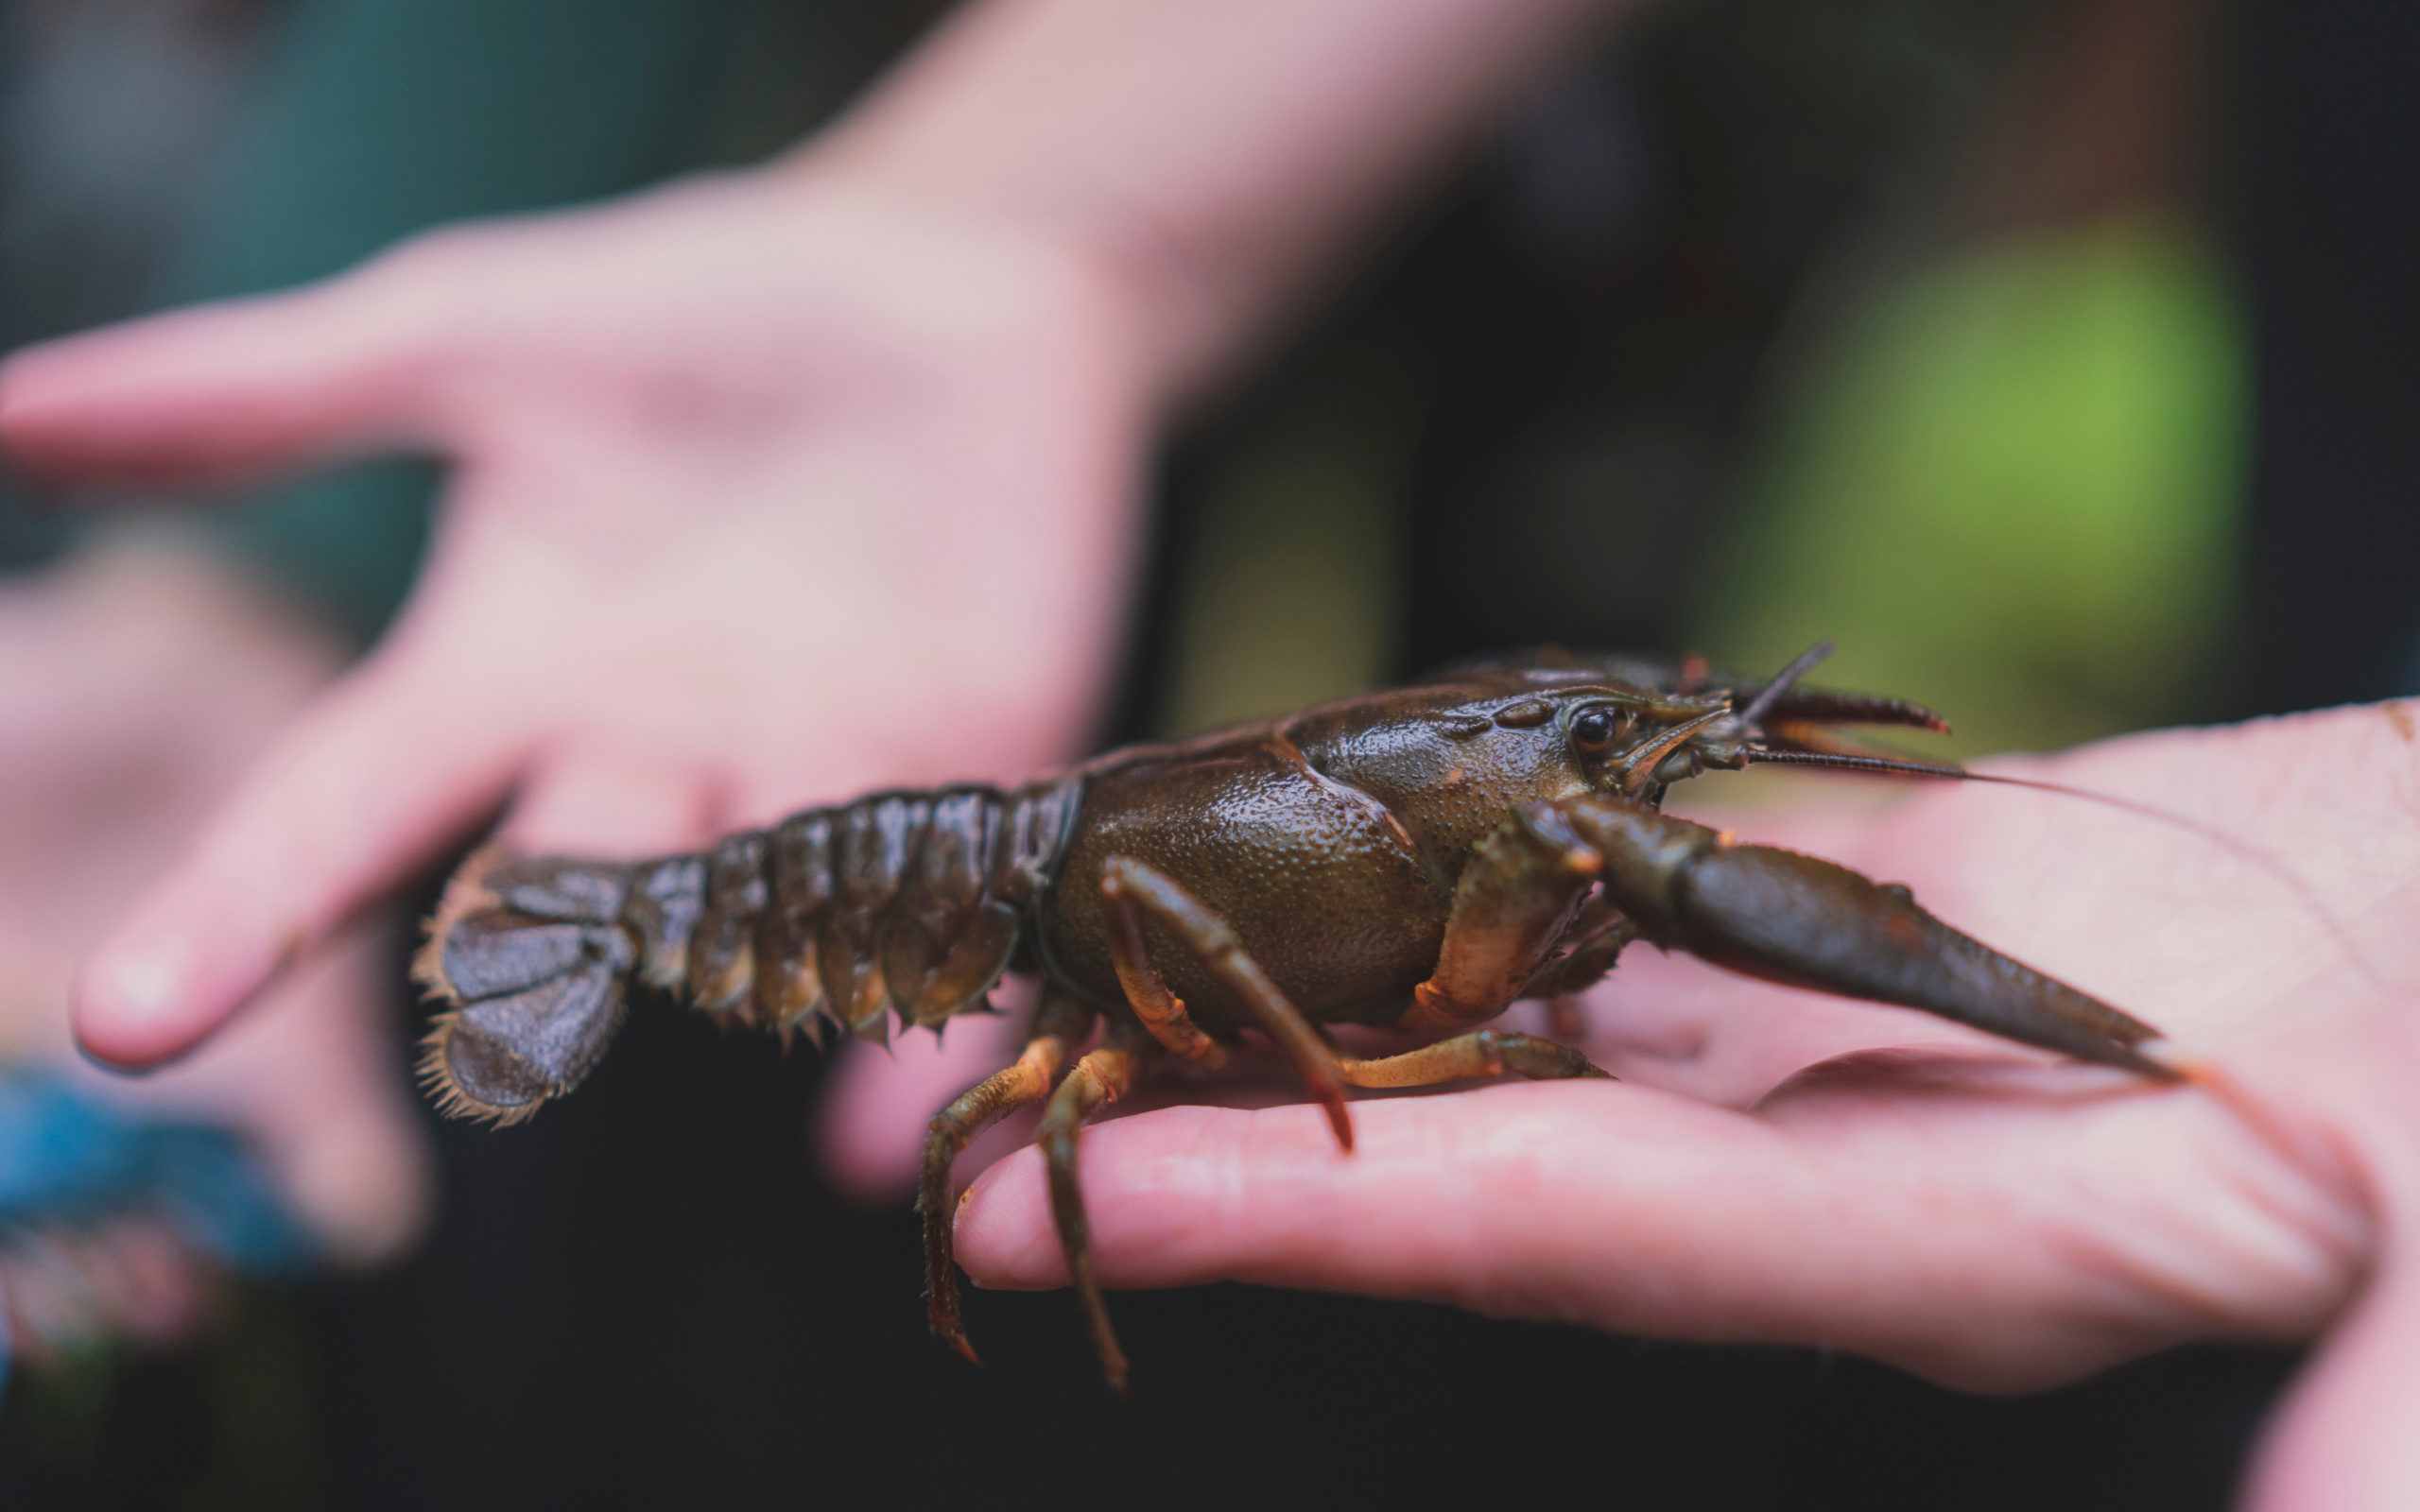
415;645;2174;1393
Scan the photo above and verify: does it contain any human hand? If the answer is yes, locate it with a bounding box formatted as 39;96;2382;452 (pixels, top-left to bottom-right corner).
0;164;1151;1069
0;543;429;1368
948;702;2420;1508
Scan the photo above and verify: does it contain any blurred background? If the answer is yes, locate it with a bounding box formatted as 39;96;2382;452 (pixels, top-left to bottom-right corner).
0;0;2412;1506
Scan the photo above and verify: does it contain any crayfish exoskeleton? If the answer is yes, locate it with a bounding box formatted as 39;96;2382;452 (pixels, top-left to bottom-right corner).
413;645;2174;1394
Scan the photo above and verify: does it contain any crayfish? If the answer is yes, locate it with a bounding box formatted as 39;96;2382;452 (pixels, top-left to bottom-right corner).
414;645;2173;1393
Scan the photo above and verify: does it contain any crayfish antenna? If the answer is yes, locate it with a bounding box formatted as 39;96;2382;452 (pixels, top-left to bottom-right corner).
1745;747;1971;782
1744;747;2382;992
1736;639;1836;730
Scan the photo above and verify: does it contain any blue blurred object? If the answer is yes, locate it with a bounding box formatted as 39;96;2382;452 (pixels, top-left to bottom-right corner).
0;1070;310;1392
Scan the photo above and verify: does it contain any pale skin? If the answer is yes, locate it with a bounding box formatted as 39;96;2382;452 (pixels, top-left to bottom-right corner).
0;0;2410;1504
0;542;428;1325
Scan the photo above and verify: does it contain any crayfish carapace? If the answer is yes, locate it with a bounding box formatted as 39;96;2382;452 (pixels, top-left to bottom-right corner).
414;645;2174;1393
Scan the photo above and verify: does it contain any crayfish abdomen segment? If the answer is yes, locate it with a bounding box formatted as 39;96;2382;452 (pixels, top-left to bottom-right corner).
414;778;1081;1122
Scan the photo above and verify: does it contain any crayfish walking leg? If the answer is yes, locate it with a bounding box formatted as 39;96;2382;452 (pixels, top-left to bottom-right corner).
920;989;1095;1364
1038;1022;1159;1398
1399;808;1634;1036
1096;856;1355;1150
1337;1028;1611;1088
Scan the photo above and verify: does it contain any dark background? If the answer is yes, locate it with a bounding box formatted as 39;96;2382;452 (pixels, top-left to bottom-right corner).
4;0;2412;1505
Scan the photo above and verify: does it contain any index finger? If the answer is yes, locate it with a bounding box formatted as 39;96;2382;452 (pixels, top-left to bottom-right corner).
953;1071;2357;1391
0;270;446;490
73;649;517;1067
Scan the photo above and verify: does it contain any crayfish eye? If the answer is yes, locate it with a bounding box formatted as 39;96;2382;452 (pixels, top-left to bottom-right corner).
1569;706;1621;752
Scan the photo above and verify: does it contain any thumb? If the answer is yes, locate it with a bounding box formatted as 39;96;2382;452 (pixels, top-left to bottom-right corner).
2243;1231;2420;1511
0;261;454;490
2230;1005;2420;1509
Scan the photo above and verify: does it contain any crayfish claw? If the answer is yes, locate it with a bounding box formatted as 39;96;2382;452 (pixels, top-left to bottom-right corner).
1560;796;2178;1081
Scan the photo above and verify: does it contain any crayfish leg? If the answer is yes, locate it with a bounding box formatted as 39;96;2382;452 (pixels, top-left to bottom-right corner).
1339;1028;1611;1089
919;990;1093;1365
1521;902;1641;1005
1037;1023;1158;1399
1098;862;1230;1070
1401;812;1610;1037
1096;856;1350;1150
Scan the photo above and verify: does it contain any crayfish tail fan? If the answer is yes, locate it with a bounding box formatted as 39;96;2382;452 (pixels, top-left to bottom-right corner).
414;850;641;1125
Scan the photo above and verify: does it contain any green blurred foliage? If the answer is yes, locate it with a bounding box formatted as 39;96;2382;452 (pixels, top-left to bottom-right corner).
1694;215;2246;756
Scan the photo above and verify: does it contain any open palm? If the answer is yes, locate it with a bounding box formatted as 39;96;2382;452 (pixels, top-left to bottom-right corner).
0;169;1144;1068
953;703;2420;1508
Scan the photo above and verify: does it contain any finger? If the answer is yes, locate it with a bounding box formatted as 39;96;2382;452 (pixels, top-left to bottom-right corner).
2244;1236;2420;1511
72;651;520;1068
2234;1018;2420;1512
500;746;726;858
0;267;449;490
956;1069;2360;1390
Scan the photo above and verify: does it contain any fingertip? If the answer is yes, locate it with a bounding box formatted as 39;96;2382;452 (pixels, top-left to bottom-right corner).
0;340;109;482
0;331;262;487
0;292;435;488
68;851;318;1067
71;657;518;1075
71;920;282;1071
